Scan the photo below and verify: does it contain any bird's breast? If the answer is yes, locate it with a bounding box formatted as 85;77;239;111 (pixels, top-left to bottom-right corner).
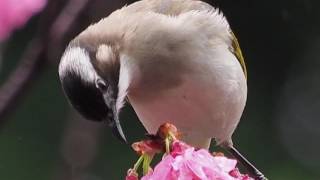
126;50;247;143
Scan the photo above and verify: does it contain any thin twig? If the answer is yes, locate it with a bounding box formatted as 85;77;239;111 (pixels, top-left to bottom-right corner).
50;0;90;41
0;38;44;123
48;0;91;63
0;0;90;123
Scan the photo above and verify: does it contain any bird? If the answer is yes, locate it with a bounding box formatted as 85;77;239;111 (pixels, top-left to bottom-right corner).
58;0;265;179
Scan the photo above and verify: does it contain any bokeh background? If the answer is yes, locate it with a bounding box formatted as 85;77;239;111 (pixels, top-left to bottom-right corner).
0;0;320;179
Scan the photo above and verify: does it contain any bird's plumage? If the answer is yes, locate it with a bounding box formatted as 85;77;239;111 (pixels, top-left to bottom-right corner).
56;1;270;178
231;32;247;79
59;0;247;148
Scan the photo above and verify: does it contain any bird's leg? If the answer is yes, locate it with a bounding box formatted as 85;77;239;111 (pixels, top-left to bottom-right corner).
223;145;268;180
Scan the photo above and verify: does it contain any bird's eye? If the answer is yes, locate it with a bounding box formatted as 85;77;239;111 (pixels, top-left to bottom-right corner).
95;78;108;92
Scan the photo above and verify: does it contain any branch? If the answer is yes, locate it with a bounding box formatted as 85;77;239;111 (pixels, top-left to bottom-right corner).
0;38;44;123
0;0;91;124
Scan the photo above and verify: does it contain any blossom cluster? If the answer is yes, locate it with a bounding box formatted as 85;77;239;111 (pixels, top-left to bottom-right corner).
141;140;252;180
126;123;253;180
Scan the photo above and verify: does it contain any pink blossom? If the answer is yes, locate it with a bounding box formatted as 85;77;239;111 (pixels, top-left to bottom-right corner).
126;169;139;180
141;140;253;180
132;140;163;156
0;0;47;41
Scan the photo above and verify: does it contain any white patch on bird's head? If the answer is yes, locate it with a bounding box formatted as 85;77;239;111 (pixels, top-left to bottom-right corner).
58;46;97;83
96;44;117;64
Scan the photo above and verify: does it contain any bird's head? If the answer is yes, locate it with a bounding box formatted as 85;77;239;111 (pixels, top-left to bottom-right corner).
58;44;127;142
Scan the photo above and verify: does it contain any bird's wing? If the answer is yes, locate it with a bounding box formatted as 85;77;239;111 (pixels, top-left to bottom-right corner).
138;0;248;79
124;0;248;79
230;32;247;79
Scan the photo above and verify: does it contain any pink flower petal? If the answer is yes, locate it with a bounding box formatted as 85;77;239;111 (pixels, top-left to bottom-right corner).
126;169;138;180
0;0;47;41
139;140;254;180
213;156;238;172
142;155;175;180
171;140;191;157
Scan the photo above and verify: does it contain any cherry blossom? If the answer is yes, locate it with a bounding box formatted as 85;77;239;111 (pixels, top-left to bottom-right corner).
0;0;46;41
126;123;253;180
140;140;252;180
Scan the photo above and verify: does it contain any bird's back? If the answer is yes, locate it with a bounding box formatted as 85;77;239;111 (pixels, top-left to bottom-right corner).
123;0;213;15
75;0;222;53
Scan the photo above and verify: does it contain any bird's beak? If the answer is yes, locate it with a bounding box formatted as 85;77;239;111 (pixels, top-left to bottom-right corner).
99;84;127;143
110;104;127;143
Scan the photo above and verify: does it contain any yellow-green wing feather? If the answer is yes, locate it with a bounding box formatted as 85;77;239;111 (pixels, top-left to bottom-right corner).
230;31;247;79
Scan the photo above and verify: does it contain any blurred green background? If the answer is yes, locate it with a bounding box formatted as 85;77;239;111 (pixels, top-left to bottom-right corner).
0;0;320;179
